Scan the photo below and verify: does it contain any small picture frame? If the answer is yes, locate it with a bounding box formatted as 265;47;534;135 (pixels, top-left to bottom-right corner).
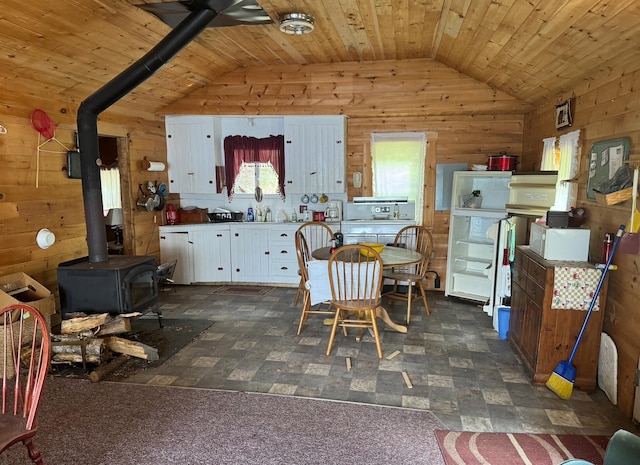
555;98;573;130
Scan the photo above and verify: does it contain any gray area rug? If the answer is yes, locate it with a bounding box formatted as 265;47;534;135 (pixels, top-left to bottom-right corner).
1;377;446;465
50;318;214;380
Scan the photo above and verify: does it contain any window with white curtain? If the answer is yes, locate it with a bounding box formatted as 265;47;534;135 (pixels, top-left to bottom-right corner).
371;132;426;222
540;130;581;211
100;167;122;214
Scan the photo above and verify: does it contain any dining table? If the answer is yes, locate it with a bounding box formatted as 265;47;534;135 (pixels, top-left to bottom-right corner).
309;245;425;334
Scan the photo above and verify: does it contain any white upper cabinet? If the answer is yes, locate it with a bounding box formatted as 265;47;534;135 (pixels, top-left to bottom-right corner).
165;116;218;194
284;116;346;194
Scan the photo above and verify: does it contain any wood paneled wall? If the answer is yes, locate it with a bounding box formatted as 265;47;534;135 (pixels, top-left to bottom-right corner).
0;101;167;297
523;68;640;418
163;58;528;287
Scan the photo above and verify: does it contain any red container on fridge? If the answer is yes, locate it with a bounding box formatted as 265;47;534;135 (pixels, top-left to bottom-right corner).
487;152;519;171
166;204;179;225
313;211;325;222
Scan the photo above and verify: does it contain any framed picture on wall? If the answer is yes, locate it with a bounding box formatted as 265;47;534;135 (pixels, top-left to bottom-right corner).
555;98;573;130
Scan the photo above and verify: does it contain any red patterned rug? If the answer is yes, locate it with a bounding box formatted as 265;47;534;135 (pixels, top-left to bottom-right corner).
210;285;273;296
436;430;609;465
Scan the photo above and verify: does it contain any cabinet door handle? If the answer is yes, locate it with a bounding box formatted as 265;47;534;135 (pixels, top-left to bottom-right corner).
235;233;239;237
280;233;288;237
216;234;223;237
218;267;224;271
188;241;194;244
281;250;288;254
281;266;289;270
265;251;270;255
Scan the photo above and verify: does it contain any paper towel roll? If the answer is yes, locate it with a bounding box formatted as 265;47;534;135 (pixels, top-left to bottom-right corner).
146;161;166;171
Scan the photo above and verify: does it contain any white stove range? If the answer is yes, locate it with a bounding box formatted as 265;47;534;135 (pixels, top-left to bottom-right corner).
340;198;416;244
340;219;416;245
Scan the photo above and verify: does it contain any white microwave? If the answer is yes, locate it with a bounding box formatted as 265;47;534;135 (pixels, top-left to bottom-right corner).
529;223;590;261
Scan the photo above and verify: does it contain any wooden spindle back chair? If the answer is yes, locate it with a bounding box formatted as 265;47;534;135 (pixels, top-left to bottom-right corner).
0;304;51;464
326;245;384;359
382;226;434;324
293;221;334;306
294;231;335;334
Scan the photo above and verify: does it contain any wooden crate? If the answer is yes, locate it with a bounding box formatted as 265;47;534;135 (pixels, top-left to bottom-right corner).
594;187;633;206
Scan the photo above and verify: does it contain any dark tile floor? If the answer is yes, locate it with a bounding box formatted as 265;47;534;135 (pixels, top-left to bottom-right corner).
122;285;638;435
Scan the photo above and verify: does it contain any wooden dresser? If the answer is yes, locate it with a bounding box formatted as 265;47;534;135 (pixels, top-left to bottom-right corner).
509;246;607;391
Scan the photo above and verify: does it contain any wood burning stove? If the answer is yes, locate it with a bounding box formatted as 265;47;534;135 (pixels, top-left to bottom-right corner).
57;256;158;319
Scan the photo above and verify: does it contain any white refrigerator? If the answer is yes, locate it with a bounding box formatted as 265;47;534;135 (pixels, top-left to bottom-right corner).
445;171;525;328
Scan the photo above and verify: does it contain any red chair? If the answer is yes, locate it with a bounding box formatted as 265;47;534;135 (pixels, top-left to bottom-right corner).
0;304;51;464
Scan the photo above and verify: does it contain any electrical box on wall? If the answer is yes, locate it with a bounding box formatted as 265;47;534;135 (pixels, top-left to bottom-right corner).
353;171;362;189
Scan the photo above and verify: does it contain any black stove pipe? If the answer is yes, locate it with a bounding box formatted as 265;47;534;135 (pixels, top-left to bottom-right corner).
77;6;218;263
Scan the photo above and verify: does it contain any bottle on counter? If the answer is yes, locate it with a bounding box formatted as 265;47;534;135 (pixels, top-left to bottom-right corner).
166;204;179;225
247;207;254;222
265;207;272;222
393;203;400;220
334;231;343;248
291;210;298;222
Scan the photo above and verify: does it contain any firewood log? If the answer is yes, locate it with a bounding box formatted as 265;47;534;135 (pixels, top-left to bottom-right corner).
103;336;159;361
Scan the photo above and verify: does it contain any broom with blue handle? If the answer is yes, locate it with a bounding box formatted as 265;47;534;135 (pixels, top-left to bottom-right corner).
546;224;625;399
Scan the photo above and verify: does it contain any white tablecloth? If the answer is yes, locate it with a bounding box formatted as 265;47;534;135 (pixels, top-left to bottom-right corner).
305;259;382;306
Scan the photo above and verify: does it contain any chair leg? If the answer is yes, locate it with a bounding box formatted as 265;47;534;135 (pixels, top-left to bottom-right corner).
369;308;383;359
326;308;342;356
293;276;304;306
419;282;430;316
388;280;398;310
297;291;310;335
406;281;413;325
24;438;44;465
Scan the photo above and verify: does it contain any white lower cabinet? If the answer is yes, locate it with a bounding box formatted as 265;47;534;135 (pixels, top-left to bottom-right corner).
159;231;193;285
191;227;231;283
268;224;299;283
230;225;271;282
161;223;302;285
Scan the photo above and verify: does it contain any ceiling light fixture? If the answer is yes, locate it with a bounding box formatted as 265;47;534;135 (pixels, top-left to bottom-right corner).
279;13;314;35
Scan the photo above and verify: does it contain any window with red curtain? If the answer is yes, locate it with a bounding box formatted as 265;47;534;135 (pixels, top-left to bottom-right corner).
224;135;285;199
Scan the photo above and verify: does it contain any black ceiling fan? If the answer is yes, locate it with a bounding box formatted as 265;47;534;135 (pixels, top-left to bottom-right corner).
137;0;274;29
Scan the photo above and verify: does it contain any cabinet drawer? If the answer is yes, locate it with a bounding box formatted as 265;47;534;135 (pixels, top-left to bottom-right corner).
525;278;545;306
272;243;296;258
269;226;298;244
514;249;527;273
270;259;298;277
527;259;547;288
513;263;527;289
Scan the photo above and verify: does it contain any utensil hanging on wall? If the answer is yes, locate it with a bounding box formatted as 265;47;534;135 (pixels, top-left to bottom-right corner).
30;109;71;188
136;184;155;212
619;164;640;254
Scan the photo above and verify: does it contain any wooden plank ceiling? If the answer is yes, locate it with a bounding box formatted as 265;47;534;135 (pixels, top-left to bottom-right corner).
2;0;639;116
